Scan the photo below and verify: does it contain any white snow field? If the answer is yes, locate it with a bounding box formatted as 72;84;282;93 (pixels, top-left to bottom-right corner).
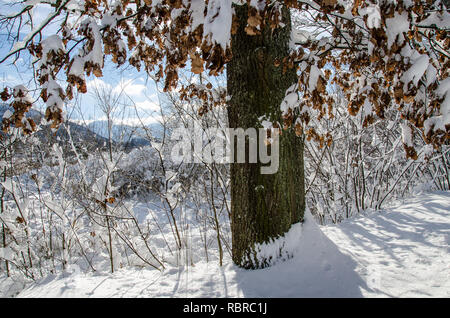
13;191;450;298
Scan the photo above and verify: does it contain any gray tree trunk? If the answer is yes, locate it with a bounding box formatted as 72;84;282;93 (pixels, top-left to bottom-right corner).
227;4;305;269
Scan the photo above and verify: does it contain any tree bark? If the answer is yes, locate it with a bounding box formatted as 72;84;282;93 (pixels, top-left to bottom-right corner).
227;4;305;269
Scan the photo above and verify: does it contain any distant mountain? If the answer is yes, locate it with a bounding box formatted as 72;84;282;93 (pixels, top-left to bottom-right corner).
83;119;164;148
0;103;167;176
0;103;42;122
0;102;167;151
0;104;111;175
0;103;108;150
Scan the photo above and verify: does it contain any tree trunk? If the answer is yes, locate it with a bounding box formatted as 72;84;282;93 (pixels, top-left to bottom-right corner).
227;4;305;269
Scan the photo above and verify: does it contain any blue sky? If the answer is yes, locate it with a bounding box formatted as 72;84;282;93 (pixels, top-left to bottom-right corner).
0;0;163;126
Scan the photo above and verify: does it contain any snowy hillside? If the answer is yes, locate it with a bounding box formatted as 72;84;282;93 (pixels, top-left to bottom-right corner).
7;191;449;298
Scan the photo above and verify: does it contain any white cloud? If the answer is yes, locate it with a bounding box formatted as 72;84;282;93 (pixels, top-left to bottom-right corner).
86;78;149;98
135;100;160;112
70;115;162;127
118;116;163;126
0;73;18;84
86;78;112;91
113;78;147;97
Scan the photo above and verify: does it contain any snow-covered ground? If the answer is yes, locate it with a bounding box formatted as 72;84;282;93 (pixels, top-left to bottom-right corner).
6;191;450;298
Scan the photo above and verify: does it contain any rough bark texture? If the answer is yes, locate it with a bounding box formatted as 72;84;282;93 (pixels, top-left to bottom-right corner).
227;5;305;269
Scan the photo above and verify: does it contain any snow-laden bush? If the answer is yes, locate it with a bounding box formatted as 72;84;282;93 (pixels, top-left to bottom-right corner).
0;112;231;291
305;95;449;224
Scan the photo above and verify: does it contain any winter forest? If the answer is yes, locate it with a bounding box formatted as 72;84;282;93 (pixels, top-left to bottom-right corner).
0;0;449;298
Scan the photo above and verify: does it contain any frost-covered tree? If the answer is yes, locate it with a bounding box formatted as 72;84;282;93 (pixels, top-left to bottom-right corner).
0;0;449;269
